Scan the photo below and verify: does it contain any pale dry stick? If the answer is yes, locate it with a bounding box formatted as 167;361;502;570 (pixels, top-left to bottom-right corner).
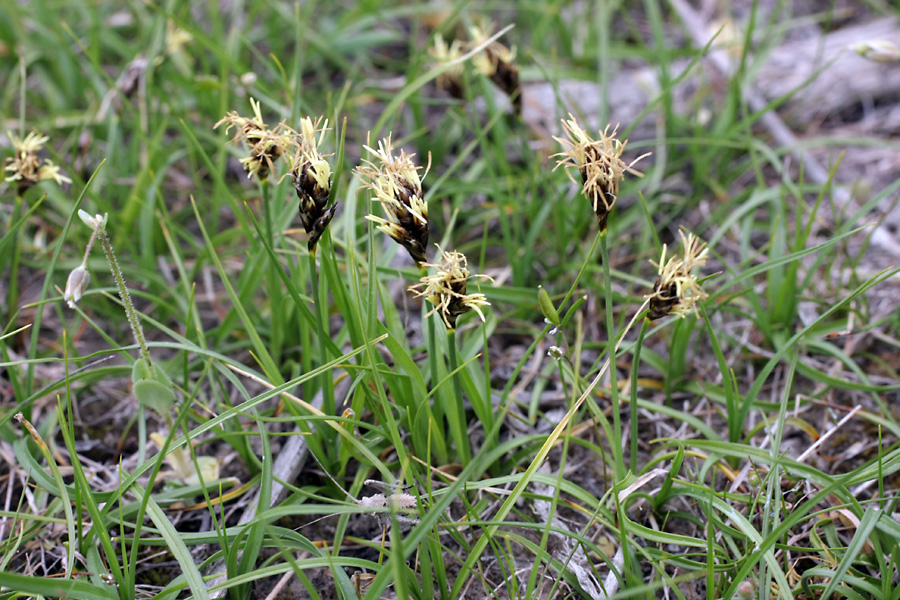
263;553;309;600
796;404;862;463
669;0;900;256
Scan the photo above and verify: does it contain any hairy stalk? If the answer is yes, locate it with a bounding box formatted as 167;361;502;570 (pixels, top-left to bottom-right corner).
98;228;152;369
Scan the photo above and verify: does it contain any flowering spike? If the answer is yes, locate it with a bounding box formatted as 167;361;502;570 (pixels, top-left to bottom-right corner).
290;117;335;253
214;99;293;181
410;247;492;330
4;130;71;192
429;34;466;100
468;22;520;113
646;230;709;320
553;115;648;232
356;135;430;266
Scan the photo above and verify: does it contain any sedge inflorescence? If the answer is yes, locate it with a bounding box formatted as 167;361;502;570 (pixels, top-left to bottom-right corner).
410;247;491;330
553;115;648;232
4;130;71;192
646;229;710;320
214;98;294;181
289;116;335;253
429;22;520;112
356;136;431;266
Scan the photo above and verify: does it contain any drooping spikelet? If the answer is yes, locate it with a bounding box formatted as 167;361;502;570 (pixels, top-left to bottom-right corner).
4;130;71;192
214;98;292;181
410;247;491;330
356;136;430;266
290;117;335;253
468;22;520;113
553;115;648;232
646;230;709;320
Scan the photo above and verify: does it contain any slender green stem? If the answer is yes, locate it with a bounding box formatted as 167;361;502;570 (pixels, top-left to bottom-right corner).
558;230;602;313
599;230;625;480
98;228;152;368
630;318;649;473
6;194;23;324
262;178;273;243
309;250;335;419
422;265;448;465
446;328;471;465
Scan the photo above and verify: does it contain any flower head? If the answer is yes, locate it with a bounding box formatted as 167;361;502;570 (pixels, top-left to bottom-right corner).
646;230;709;320
214;98;292;181
356;136;430;265
289;117;335;253
410;247;491;330
553;115;648;232
4;130;72;192
429;34;466;99
468;22;520;112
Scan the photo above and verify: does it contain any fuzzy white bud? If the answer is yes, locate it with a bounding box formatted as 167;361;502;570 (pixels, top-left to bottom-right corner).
64;264;90;308
852;40;900;63
78;209;108;231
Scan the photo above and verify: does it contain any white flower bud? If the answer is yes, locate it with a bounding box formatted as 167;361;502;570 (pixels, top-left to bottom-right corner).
852;40;900;63
64;265;90;308
78;209;107;230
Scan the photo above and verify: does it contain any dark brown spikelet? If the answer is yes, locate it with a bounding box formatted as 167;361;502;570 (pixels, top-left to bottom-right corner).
290;117;335;253
214;98;293;182
645;231;710;320
647;281;680;321
470;23;521;115
356;136;430;266
552;115;649;233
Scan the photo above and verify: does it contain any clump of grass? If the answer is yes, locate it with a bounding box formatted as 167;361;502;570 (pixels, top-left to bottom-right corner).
5;4;900;600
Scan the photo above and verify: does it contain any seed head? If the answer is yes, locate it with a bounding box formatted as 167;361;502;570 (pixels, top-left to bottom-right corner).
646;230;709;320
4;130;72;192
410;247;491;330
553;115;648;232
290;117;335;253
468;22;520;113
214;98;292;181
356;136;430;266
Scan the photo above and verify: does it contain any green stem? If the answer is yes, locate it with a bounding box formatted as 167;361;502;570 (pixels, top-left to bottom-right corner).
6;193;23;324
309;250;335;419
262;178;273;243
422;266;448;465
447;328;471;465
599;230;625;480
558;230;602;313
630;318;649;473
